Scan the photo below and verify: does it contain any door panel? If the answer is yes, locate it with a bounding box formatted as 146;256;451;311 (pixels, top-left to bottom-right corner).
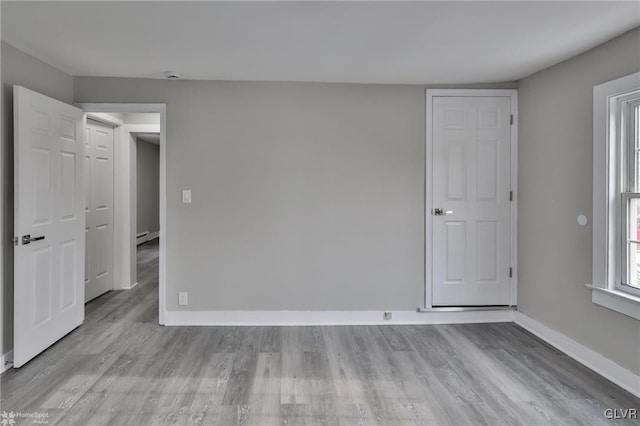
432;96;512;306
446;141;465;199
14;85;85;368
32;247;52;326
476;221;498;282
60;240;78;310
61;151;78;219
445;221;465;282
32;147;52;224
476;140;498;200
84;119;115;302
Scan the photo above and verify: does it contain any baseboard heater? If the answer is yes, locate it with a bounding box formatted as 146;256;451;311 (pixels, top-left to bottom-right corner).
136;231;149;245
137;231;159;245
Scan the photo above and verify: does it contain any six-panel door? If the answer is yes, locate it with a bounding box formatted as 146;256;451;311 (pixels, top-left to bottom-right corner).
432;96;512;306
84;119;115;302
14;86;85;367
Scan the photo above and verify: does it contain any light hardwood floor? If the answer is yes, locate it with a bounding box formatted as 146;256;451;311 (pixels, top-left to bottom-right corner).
1;239;638;425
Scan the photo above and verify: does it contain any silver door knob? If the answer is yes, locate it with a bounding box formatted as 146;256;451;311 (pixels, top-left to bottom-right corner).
22;234;45;245
433;208;454;216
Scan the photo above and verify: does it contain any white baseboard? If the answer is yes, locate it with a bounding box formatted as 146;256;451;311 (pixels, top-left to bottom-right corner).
137;231;159;245
1;350;13;374
121;281;138;290
514;311;640;398
165;309;514;327
117;281;138;290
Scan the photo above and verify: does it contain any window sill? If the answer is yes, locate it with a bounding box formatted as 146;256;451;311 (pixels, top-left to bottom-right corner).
586;284;640;320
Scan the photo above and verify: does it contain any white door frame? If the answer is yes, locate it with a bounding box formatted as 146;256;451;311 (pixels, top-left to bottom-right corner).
78;103;167;325
424;89;518;309
118;123;161;291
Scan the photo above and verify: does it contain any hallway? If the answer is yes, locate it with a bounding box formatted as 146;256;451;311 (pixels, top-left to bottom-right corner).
86;238;159;324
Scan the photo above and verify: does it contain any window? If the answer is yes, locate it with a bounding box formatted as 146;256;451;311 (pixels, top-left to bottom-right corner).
621;98;640;296
591;72;640;320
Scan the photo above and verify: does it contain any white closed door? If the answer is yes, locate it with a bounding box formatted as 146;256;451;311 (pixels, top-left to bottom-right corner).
84;119;115;302
13;86;85;367
431;96;512;306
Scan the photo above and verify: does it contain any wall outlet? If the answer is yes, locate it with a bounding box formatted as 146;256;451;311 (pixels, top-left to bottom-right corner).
178;292;189;306
383;311;392;320
182;190;192;204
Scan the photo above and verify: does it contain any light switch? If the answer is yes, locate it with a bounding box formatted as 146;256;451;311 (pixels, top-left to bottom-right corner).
182;190;192;204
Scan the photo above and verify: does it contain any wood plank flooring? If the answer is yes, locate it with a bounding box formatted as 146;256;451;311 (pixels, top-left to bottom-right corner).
1;239;638;425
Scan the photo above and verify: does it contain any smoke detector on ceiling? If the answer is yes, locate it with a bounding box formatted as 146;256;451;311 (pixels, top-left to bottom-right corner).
164;71;182;80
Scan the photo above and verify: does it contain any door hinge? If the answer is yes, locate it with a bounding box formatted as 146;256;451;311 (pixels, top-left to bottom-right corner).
509;267;513;278
11;236;18;246
510;114;514;125
509;191;513;201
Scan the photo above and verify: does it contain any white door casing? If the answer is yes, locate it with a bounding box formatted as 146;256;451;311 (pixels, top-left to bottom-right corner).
77;103;167;325
84;119;115;302
428;92;516;306
13;86;85;367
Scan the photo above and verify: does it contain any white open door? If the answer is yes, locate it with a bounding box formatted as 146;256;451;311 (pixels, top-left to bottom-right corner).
430;95;513;306
84;119;115;302
13;86;85;368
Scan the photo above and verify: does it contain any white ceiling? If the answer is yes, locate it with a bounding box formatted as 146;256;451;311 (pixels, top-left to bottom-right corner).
2;1;639;85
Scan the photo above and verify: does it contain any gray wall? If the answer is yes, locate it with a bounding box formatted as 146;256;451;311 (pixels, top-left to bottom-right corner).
73;78;512;312
136;139;160;236
125;113;160;125
518;27;640;375
75;80;427;311
1;42;75;357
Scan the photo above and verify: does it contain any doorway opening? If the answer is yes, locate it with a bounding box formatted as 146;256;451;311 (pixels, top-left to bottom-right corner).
424;89;518;309
132;129;161;320
12;88;167;367
78;105;167;325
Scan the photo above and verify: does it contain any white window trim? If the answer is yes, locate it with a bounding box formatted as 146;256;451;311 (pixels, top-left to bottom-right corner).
591;71;640;320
